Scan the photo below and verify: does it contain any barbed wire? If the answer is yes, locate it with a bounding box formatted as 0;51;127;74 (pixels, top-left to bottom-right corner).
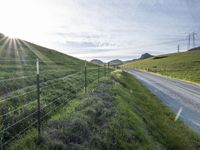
0;71;82;106
0;63;108;148
0;69;82;102
0;100;37;118
0;75;36;83
0;68;82;82
0;89;37;104
40;97;73;121
0;110;38;134
1;120;38;147
1;96;75;147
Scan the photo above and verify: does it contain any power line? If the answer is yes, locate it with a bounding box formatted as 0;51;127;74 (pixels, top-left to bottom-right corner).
177;44;180;53
127;38;188;51
187;33;191;50
187;32;198;50
192;32;198;47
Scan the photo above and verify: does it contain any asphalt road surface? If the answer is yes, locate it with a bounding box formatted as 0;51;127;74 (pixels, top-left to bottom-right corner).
126;69;200;134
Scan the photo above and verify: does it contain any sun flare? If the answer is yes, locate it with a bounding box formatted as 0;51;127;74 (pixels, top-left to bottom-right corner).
0;0;57;43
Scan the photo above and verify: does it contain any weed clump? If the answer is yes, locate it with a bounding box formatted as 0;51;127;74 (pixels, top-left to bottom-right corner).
40;80;117;149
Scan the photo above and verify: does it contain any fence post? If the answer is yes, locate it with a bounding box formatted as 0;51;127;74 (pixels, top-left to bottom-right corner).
98;65;100;83
84;60;87;94
108;63;110;74
36;59;41;140
104;64;106;76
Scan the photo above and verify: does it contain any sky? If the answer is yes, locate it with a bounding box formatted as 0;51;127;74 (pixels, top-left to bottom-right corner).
0;0;200;61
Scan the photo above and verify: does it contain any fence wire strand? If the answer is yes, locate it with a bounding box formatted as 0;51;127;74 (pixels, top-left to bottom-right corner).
0;63;109;148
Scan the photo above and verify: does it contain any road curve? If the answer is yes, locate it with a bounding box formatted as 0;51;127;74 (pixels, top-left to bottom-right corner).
126;69;200;134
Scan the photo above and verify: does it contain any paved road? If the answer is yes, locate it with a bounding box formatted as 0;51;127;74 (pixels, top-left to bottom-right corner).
126;69;200;134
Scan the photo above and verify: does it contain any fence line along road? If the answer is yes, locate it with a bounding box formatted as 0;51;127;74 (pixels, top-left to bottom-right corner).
0;59;112;148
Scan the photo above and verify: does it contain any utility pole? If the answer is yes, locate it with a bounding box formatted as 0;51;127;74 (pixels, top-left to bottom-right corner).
192;32;197;48
177;44;180;53
187;33;191;50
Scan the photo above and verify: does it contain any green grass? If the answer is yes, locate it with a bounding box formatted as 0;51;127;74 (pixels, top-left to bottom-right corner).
9;71;200;150
124;50;200;84
0;35;107;147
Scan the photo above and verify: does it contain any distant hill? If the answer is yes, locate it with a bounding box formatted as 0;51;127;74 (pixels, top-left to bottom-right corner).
109;59;123;66
90;59;104;65
140;53;153;59
188;47;200;52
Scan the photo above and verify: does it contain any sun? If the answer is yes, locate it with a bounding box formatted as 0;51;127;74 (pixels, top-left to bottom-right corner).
2;22;25;39
4;30;20;39
0;0;29;39
0;0;54;41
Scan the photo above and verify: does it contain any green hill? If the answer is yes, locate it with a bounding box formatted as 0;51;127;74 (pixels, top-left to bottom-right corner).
0;34;102;148
124;50;200;84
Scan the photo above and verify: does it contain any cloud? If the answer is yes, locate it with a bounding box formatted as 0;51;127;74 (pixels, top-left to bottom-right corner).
1;0;200;61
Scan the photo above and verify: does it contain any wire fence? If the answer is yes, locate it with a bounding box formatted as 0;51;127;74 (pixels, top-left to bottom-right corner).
0;59;111;149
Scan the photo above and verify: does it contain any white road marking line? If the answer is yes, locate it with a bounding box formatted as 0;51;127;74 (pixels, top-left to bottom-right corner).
175;107;183;121
192;120;200;127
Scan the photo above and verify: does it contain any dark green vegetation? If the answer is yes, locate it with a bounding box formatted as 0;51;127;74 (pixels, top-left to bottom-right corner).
9;71;200;150
124;50;200;84
0;34;107;148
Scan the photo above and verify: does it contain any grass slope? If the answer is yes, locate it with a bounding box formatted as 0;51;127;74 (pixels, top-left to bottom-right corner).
10;71;200;150
124;50;200;84
0;34;103;147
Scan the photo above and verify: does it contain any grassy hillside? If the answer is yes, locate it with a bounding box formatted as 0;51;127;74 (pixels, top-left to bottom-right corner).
9;71;200;150
1;34;200;149
0;34;105;148
124;50;200;84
